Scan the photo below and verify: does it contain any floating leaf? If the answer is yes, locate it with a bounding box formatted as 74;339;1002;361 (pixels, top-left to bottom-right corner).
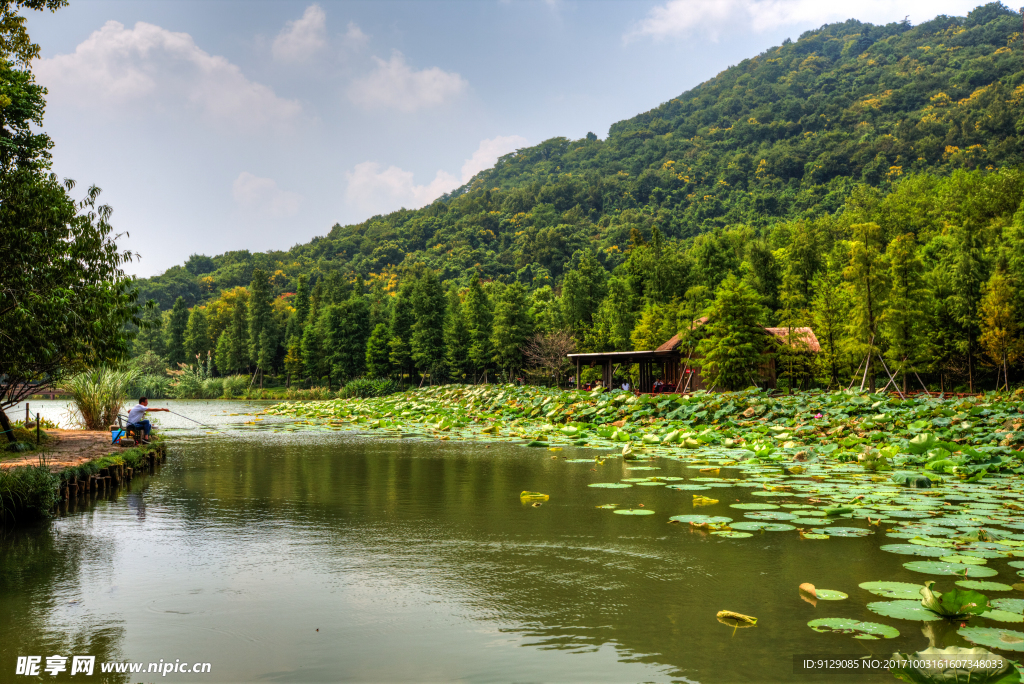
588;482;632;488
959;581;1014;592
812;526;872;538
730;503;780;510
614;509;655;515
693;495;719;507
867;600;942;622
859;581;925;599
807;618;899;640
814;589;848;601
745;511;797;521
729;522;796;532
982;610;1024;623
881;544;948;557
669;515;733;525
520;491;549;502
940;554;989;566
992;599;1024;614
904;561;999;577
958;627;1024;652
595;504;618;509
711;531;753;538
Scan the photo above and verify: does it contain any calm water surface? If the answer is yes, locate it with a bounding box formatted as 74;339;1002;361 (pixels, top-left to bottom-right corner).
0;401;999;682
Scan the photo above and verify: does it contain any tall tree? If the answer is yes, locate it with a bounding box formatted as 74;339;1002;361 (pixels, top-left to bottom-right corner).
810;262;849;389
302;281;327;385
776;267;810;393
695;274;768;391
979;267;1020;391
183;306;212;362
561;249;608;333
464;278;494;381
880;233;926;393
844;222;888;391
949;221;987;392
444;289;471;381
324;294;370;384
411;270;446;380
491;282;534;378
365;323;392;378
388;280;416;381
248;268;274;377
166;296;189;366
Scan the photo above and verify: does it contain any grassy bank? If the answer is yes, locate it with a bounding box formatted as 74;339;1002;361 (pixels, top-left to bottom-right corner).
0;435;168;523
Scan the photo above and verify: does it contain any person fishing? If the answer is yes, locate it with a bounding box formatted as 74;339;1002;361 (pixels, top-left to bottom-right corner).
126;397;170;444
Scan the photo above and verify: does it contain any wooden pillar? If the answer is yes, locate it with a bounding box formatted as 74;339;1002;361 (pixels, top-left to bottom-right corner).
603;360;612;389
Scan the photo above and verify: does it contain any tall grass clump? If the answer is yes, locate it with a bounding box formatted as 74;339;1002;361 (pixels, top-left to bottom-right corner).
131;374;171;399
168;354;213;399
201;377;224;398
60;367;141;430
339;378;402;399
221;375;250;399
0;467;60;521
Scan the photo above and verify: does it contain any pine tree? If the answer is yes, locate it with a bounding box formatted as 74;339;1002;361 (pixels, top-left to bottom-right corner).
561;249;608;333
302;281;326;385
325;294;370;383
695;274;768;391
166;296;189;366
844;222;888;391
950;221;987;392
248;268;274;375
980;267;1021;390
389;280;416;380
444;289;471;381
410;271;446;381
776;267;810;393
491;282;534;377
810;261;849;389
294;274;310;329
365;323;392;378
880;234;926;393
464;278;494;381
183;306;211;362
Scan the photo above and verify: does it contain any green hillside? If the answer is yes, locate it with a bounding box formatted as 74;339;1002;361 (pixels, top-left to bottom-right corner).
130;3;1024;395
139;2;1023;308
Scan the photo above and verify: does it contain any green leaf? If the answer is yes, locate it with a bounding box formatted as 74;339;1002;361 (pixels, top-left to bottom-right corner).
807;618;899;640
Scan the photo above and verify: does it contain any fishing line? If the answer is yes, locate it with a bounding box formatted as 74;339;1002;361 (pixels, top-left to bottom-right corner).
164;409;222;432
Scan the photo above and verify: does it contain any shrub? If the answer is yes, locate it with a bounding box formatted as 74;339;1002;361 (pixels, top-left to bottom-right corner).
60;367;142;429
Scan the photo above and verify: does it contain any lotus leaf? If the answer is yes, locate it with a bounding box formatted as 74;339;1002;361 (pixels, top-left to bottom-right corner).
807;618;899;640
958;627;1024;652
992;599;1024;614
729;522;796;532
730;503;780;510
939;554;988;565
711;531;753;538
812;526;872;538
669;515;732;524
588;482;632;488
920;581;989;618
881;544;948;557
614;509;655;515
904;561;998;577
859;581;926;599
959;581;1014;592
982;610;1024;623
867;600;942;621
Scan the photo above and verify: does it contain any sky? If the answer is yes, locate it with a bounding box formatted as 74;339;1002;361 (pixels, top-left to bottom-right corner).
25;0;990;277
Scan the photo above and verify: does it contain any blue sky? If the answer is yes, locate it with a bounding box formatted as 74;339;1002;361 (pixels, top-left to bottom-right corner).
26;0;987;276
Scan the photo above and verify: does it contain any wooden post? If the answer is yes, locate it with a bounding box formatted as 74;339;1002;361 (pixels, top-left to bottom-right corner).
25;403;29;424
35;413;39;445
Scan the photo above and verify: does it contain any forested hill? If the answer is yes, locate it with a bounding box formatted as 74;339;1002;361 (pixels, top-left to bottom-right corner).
139;2;1023;309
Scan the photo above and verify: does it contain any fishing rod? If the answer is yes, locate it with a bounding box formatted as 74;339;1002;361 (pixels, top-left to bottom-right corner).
163;409;221;431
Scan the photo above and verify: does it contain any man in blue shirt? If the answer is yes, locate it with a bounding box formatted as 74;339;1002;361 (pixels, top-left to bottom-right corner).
126;397;169;444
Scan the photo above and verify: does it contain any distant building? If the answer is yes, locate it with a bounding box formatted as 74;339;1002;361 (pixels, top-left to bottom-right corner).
567;326;820;393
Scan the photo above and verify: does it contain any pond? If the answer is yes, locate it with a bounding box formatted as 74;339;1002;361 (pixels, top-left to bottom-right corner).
2;401;1022;682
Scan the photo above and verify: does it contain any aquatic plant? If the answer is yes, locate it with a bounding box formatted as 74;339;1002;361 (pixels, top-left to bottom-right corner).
338;377;401;399
60;366;141;429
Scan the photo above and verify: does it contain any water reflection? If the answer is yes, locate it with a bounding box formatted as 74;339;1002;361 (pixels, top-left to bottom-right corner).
1;430;942;682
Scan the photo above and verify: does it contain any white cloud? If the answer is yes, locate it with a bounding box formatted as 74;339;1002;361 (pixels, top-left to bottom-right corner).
626;0;981;41
345;135;526;215
272;4;327;63
348;51;467;112
35;21;302;132
232;172;302;217
341;22;370;51
459;135;527;183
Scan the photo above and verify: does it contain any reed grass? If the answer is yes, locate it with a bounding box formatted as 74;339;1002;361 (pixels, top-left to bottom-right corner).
59;367;141;430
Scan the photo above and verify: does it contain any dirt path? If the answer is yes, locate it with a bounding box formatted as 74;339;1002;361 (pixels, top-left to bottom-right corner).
1;430;124;471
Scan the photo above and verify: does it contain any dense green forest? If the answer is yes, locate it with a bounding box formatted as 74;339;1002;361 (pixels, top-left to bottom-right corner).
131;3;1024;394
